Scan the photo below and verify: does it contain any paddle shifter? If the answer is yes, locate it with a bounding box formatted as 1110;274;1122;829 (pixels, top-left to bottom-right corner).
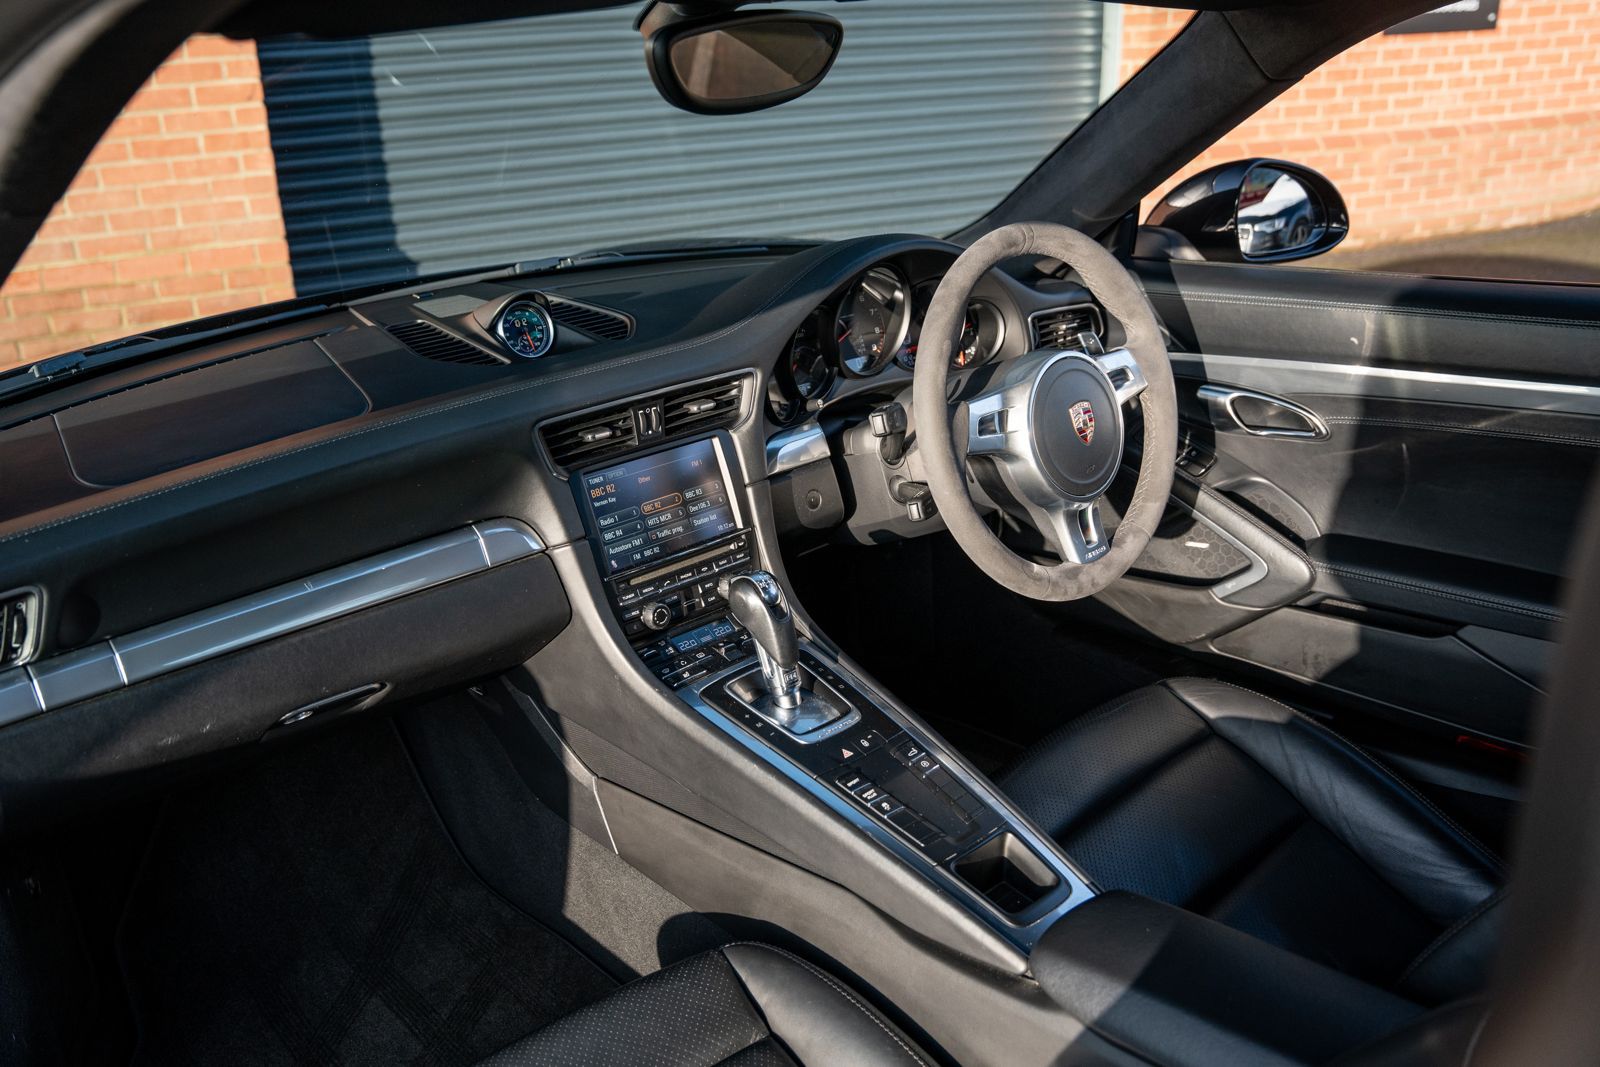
719;571;802;711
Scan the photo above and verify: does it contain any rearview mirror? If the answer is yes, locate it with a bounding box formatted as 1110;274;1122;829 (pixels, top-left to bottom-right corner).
1141;159;1348;263
642;8;844;115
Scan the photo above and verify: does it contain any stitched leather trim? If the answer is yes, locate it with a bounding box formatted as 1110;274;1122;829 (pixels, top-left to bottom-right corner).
722;943;929;1067
1397;888;1506;990
1167;679;1507;877
1314;561;1562;623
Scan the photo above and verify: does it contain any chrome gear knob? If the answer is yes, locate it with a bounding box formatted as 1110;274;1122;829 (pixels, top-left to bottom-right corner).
719;570;803;712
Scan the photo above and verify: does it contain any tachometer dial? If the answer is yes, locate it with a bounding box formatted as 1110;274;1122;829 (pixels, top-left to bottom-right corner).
834;266;909;377
495;300;555;359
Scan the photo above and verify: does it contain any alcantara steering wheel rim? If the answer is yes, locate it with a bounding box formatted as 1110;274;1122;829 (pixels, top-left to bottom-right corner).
912;222;1177;602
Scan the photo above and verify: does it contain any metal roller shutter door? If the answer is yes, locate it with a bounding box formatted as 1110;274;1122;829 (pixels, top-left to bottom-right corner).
259;0;1107;294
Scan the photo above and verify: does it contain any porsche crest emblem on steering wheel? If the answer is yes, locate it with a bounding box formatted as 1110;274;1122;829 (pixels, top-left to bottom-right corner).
1070;400;1096;445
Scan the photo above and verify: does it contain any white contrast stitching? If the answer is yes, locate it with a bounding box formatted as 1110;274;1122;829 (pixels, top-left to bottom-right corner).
1314;562;1562;622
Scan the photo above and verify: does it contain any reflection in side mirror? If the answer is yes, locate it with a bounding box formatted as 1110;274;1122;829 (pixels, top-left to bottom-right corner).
644;9;843;115
1141;158;1349;264
1236;166;1323;257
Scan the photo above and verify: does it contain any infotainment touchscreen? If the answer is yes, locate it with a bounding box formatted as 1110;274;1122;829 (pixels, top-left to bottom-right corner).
583;437;739;575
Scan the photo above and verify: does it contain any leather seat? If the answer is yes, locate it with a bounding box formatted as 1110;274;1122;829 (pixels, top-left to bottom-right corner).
478;942;931;1066
1000;679;1506;1004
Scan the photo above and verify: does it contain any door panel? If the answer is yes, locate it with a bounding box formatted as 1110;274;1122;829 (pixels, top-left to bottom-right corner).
1111;260;1600;744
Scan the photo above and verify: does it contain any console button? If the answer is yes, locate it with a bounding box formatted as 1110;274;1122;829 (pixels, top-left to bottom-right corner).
908;753;941;778
695;562;716;577
616;588;641;606
892;739;926;765
847;731;888;756
870;794;904;818
835;770;869;793
856;784;888;805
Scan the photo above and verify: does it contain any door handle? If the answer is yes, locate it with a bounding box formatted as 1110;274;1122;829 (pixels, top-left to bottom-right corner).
1198;384;1329;440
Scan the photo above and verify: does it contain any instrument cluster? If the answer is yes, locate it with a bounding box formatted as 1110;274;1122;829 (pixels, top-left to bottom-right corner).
767;262;1009;425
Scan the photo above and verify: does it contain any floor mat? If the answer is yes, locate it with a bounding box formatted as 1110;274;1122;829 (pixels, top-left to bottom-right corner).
118;718;618;1067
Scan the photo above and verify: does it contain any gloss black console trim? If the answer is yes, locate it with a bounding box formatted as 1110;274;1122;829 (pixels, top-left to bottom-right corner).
681;640;1097;950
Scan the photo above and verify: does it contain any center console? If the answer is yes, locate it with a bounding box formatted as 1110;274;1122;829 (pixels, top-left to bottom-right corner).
574;430;1094;949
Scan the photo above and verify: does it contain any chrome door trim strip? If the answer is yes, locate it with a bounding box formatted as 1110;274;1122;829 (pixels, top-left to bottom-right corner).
0;519;544;726
1170;352;1600;417
765;421;830;477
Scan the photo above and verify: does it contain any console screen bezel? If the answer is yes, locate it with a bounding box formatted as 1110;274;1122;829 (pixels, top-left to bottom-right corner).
575;432;745;579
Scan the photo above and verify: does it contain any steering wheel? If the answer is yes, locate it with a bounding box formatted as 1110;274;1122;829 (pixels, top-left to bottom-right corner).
912;222;1177;602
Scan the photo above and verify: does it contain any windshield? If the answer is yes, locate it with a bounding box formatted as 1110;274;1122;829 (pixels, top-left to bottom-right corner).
0;1;1183;369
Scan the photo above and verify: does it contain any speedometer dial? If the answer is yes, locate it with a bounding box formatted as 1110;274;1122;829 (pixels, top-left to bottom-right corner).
834;266;909;377
495;300;555;359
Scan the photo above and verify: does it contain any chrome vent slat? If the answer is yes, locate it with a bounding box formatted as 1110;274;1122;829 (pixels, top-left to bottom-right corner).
1029;305;1103;351
661;381;742;434
387;320;504;366
548;297;632;341
541;374;747;471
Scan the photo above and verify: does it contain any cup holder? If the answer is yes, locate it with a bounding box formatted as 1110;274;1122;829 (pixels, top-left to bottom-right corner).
951;832;1061;915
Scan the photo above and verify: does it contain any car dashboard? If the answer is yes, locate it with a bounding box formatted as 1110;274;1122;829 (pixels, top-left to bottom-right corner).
0;232;1110;968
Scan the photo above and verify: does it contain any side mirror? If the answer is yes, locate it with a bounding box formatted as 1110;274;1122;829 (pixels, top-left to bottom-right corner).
1142;159;1348;263
640;7;843;116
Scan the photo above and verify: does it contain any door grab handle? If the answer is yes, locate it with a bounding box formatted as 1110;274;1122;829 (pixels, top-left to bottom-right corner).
1198;384;1329;440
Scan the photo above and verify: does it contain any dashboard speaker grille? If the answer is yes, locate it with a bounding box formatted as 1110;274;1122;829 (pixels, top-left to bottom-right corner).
548;298;632;341
540;373;749;471
387;320;503;366
1030;305;1104;351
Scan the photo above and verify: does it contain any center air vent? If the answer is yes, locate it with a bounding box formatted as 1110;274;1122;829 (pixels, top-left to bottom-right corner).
548;297;632;341
387;320;504;366
662;378;744;435
1029;305;1104;351
540;374;749;471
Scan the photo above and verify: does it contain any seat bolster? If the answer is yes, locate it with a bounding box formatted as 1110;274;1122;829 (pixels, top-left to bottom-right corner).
1164;678;1504;924
721;944;931;1067
1396;890;1505;1005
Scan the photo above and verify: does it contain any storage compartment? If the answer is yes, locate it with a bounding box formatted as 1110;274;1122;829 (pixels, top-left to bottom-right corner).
951;831;1059;914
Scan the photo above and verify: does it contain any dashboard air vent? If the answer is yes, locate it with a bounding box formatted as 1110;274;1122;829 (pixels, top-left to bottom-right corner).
541;404;640;469
1029;305;1104;351
548;297;632;341
540;374;748;471
387;320;503;366
661;376;745;436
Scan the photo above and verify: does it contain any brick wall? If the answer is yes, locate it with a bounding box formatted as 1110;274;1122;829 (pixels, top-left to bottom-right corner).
1120;2;1600;250
0;36;292;369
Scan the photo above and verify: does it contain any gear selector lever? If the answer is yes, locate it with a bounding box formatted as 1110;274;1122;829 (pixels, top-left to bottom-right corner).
719;571;802;711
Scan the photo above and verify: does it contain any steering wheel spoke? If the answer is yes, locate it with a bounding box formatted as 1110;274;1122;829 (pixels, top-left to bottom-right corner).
1031;500;1109;565
1093;347;1148;407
